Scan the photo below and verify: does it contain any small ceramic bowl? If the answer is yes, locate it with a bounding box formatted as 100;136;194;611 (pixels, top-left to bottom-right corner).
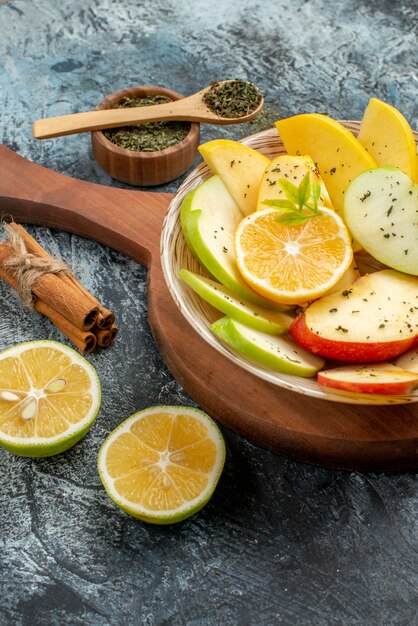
91;86;200;186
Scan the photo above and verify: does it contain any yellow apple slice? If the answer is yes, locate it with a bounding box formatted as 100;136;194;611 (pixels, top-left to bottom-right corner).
256;154;332;211
275;114;376;212
357;98;418;182
199;139;270;216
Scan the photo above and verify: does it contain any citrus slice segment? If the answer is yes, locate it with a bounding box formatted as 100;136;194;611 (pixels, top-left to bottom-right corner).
234;207;353;304
0;340;101;457
98;406;225;524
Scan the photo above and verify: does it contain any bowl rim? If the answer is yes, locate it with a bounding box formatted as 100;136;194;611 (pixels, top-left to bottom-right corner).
161;123;418;406
91;84;200;159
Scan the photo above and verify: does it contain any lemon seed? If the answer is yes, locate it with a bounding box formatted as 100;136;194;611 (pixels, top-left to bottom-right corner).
0;391;20;402
45;379;67;393
21;398;37;421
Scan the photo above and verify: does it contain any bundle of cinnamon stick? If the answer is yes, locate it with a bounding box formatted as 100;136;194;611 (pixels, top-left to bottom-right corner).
0;223;117;354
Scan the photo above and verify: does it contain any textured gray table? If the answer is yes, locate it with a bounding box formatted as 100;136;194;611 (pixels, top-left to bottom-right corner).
1;1;417;624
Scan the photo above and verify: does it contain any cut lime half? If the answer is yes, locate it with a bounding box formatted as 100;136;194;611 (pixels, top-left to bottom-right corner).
0;340;101;457
98;405;226;524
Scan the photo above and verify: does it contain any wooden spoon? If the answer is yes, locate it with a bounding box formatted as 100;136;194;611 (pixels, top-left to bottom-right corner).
32;82;264;140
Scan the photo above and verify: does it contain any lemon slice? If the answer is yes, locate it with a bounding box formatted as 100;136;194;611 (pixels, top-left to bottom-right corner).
234;207;353;305
0;340;101;457
98;406;226;524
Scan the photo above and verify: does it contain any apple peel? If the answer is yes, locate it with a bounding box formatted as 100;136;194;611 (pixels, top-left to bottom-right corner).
318;363;418;395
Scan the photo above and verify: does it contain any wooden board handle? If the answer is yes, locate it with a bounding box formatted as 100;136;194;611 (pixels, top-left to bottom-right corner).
0;144;173;264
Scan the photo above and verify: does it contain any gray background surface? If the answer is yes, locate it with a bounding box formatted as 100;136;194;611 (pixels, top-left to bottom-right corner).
0;0;417;624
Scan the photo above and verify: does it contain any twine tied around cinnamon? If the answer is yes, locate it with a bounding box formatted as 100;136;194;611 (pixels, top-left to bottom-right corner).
3;223;71;307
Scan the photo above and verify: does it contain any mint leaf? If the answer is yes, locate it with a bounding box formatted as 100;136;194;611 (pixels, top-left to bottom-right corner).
263;199;298;211
267;170;324;225
310;182;321;212
298;172;311;208
278;179;300;204
311;182;321;204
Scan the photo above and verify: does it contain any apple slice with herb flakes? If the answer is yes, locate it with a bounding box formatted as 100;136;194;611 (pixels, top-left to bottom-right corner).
211;317;325;377
289;270;418;363
198;139;270;215
180;175;281;309
275;114;376;212
257;154;332;211
343;167;418;275
395;348;418;374
357;98;418;182
179;269;293;334
318;363;418;395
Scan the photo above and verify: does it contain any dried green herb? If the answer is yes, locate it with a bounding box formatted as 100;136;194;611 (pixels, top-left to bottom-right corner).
202;80;262;119
104;96;190;152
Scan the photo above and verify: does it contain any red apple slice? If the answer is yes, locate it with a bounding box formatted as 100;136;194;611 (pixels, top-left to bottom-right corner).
318;363;418;395
289;270;418;362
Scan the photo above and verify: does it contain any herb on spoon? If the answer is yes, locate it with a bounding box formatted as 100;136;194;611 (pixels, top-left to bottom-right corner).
104;95;190;152
202;80;263;119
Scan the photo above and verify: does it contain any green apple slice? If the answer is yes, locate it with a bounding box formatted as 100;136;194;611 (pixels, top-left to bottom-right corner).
343;167;418;275
199;139;270;215
211;317;325;377
179;269;293;334
180;175;284;309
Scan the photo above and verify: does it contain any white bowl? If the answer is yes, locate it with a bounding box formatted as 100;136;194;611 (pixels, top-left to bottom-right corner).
161;124;418;405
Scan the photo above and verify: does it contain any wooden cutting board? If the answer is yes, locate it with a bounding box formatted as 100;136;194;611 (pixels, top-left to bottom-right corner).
0;144;417;471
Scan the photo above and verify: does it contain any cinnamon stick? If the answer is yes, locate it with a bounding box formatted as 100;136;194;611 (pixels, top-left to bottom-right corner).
0;249;97;353
66;273;115;327
10;224;114;328
35;300;97;354
0;241;99;330
0;223;117;353
93;324;118;347
96;310;115;329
